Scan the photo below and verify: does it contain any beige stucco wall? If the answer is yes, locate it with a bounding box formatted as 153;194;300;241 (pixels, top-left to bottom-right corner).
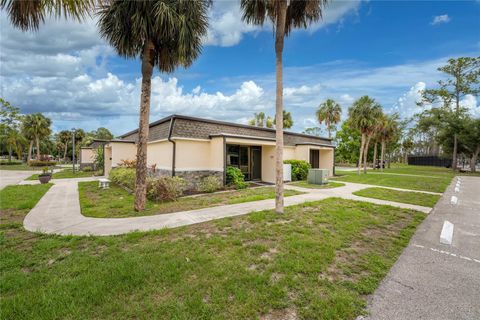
261;145;276;183
111;142;136;167
175;139;215;170
210;137;224;171
103;137;334;181
147;140;172;170
319;149;334;177
80;148;95;164
104;146;112;177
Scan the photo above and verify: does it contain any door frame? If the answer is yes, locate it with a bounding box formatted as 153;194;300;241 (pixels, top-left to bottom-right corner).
250;146;262;181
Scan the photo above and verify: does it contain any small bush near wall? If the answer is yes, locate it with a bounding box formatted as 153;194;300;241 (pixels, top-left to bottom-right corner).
198;176;222;193
28;160;57;167
82;166;93;172
109;167;136;190
147;176;186;201
118;159;137;168
283;160;311;181
226;166;248;189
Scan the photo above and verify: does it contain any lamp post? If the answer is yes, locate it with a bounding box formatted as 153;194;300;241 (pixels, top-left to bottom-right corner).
72;128;76;173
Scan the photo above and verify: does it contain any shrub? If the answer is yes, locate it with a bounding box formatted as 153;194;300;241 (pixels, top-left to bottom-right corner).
118;159;137;168
147;176;186;201
82;166;93;172
109;167;136;190
284;159;311;181
198;175;222;193
226;166;248;189
29;160;57;167
0;160;22;165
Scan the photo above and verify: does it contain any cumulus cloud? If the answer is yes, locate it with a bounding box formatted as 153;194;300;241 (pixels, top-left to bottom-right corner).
204;0;363;46
431;14;451;25
391;82;426;118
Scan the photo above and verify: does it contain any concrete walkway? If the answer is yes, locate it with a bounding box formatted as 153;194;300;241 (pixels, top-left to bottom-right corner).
364;176;480;320
0;170;39;190
23;178;432;236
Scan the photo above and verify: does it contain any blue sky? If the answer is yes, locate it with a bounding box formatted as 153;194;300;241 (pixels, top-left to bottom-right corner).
1;0;479;136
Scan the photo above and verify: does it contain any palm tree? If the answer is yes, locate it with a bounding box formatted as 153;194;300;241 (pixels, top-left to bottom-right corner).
97;1;209;211
348;96;382;174
281;110;293;129
58;130;72;161
241;0;328;213
0;0;94;31
5;128;27;160
249;112;266;127
379;113;400;172
27;113;52;160
316;99;342;138
21;114;36;162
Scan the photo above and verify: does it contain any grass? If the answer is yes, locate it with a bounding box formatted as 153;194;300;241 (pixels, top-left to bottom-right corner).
1;183;426;320
333;169;451;193
289;181;345;189
0;163;57;171
79;182;303;218
27;168;96;180
353;187;441;207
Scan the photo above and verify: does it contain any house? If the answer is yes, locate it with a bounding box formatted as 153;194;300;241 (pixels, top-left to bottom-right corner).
81;114;335;186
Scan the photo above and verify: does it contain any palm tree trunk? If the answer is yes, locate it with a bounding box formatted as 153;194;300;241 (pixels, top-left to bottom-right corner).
363;135;371;174
452;134;458;171
358;133;366;175
36;136;40;159
134;39;155;212
380;139;386;172
274;0;287;214
28;140;33;163
327;121;331;139
372;142;377;170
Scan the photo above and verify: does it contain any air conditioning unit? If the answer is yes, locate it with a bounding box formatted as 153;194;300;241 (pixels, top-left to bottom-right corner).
307;169;329;185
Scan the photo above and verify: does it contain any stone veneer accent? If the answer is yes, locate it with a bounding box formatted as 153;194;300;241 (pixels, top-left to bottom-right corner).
149;168;223;190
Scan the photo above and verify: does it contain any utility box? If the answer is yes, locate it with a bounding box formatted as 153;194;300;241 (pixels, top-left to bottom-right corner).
307;169;329;185
283;163;292;182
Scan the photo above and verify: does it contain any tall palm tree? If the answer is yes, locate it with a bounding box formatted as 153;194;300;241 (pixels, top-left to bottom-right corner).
5;128;27;160
379;113;400;172
348;96;382;174
58;130;72;161
97;1;209;211
21;114;36;162
316;99;342;138
28;113;52;160
0;0;95;31
241;0;328;213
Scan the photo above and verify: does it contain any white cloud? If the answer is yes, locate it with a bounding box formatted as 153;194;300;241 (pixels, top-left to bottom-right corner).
204;0;363;47
391;82;426;118
431;14;451;25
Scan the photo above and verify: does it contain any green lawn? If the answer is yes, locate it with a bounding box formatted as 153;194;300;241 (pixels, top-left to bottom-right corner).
27;168;96;180
289;181;345;189
332;170;450;193
353;187;441;207
79;182;303;218
0;163;56;171
1;184;426;320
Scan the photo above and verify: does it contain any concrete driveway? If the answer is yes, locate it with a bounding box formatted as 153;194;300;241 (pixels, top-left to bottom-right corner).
365;176;480;320
0;170;35;190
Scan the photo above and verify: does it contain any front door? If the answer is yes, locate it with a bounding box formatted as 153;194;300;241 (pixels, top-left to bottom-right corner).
310;149;319;168
251;147;262;180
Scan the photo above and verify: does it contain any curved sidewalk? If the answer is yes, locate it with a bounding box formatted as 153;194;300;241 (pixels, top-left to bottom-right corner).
23;179;432;236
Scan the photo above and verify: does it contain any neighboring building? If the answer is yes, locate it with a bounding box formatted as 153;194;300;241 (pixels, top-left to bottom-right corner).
82;114;335;186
